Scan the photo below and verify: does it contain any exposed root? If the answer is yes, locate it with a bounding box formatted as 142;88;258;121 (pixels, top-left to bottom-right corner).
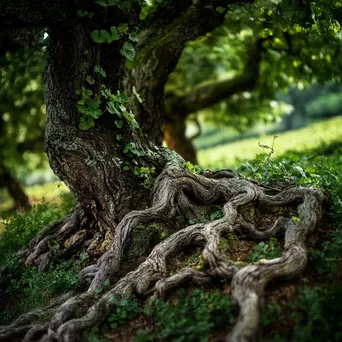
0;167;325;342
229;190;323;342
19;206;98;271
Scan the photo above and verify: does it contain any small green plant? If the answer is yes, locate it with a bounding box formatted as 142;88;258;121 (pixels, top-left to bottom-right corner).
133;166;156;189
183;161;202;174
91;27;120;44
188;209;224;225
137;289;236;342
308;229;342;276
183;254;204;269
123;142;145;158
210;210;224;221
258;135;278;160
289;285;342;342
248;238;282;263
0;197;74;267
95;297;140;334
0;258;80;325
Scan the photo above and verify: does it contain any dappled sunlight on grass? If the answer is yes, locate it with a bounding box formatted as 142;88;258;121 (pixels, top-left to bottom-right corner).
26;181;69;204
198;116;342;170
0;181;70;214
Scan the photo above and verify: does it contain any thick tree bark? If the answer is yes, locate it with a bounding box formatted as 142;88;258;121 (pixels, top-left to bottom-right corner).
124;0;239;145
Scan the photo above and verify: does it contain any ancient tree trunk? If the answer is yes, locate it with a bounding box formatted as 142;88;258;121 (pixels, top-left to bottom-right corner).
44;23;145;224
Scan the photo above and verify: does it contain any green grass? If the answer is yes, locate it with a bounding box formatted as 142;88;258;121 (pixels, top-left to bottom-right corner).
198;116;342;169
0;181;70;212
0;192;78;325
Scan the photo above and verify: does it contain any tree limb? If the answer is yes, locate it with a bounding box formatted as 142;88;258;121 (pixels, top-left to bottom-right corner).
165;38;265;119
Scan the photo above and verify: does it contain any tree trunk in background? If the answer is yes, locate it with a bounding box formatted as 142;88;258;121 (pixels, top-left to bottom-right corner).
124;2;227;151
162;38;265;163
164;116;198;164
0;170;30;210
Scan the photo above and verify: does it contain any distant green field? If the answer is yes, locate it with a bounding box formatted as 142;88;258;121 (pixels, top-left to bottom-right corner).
198;116;342;170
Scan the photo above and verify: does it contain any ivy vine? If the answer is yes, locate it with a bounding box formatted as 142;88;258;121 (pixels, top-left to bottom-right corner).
75;0;154;189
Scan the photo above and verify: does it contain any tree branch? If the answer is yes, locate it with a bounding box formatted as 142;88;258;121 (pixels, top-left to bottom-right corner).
165;38;265;118
127;0;254;143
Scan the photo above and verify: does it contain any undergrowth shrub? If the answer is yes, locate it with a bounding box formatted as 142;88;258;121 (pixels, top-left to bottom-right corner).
0;257;80;325
248;238;282;263
290;285;342;342
239;141;342;341
0;193;77;324
239;142;342;276
0;193;75;266
85;297;140;340
133;289;236;342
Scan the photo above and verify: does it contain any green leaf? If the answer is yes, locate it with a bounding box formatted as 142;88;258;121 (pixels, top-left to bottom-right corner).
118;104;126;112
125;59;135;70
116;0;131;10
96;0;109;6
120;41;136;61
123;166;130;171
86;76;95;85
79;116;94;130
83;88;93;96
107;101;121;115
115;120;123;128
104;279;110;287
100;29;111;41
92;28;119;44
116;90;129;103
91;30;105;43
216;6;226;14
85;97;101;109
118;23;129;34
128;32;139;42
132;86;143;103
77;10;88;17
94;65;106;77
109;26;120;42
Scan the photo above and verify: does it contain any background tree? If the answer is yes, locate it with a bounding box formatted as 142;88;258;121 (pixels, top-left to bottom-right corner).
163;0;342;163
0;47;45;210
0;1;337;341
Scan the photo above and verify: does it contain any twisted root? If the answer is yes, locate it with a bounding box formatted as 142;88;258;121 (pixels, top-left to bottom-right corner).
0;167;324;342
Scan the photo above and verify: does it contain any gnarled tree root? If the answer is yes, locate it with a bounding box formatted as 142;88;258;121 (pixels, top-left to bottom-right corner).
18;206;98;271
0;167;324;342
